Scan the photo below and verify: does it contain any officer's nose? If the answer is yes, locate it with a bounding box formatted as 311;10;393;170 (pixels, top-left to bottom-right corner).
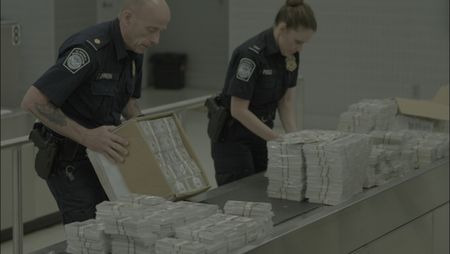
149;31;160;45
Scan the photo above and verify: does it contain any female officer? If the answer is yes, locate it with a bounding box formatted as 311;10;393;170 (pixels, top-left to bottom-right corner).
211;0;317;186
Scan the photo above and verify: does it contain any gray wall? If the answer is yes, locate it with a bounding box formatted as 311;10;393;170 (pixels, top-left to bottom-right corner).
54;1;97;49
0;0;96;109
143;0;229;91
1;0;97;229
1;0;55;109
229;0;449;129
228;0;283;57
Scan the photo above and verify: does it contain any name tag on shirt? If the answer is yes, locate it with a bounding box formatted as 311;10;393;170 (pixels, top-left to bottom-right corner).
96;73;117;80
262;69;273;75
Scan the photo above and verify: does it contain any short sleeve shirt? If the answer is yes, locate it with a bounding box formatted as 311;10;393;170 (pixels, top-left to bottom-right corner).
34;19;143;128
222;28;300;115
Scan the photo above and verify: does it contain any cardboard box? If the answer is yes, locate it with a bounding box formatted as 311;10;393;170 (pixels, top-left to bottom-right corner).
87;112;210;201
395;85;449;121
394;85;449;132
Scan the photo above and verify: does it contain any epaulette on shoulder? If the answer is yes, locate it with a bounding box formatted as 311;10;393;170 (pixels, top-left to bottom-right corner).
85;36;110;51
248;44;264;54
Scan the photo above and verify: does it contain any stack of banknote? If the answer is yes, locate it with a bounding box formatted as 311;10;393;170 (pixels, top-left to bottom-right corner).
224;200;274;239
175;213;265;252
155;237;227;254
139;117;208;195
303;131;370;205
65;219;110;254
338;99;398;133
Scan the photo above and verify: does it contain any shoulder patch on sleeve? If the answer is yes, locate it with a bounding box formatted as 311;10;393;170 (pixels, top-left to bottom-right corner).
63;48;90;74
236;58;256;82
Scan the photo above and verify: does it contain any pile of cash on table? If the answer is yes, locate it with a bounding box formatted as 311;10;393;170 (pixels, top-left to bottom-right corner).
64;195;274;254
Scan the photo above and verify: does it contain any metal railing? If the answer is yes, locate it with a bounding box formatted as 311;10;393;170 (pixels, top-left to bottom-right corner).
0;94;210;254
1;136;29;254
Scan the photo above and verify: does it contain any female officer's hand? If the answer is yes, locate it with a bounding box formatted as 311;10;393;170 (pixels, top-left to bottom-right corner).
82;126;129;163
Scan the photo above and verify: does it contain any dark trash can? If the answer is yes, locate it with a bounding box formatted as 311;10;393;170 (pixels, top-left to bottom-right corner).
150;53;187;89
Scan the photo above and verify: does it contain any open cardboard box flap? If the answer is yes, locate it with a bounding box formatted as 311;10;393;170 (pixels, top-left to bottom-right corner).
88;112;210;201
395;85;449;121
113;119;174;199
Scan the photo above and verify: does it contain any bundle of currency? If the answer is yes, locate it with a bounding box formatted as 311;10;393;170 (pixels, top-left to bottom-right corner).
111;234;157;254
65;219;110;254
303;132;370;205
337;99;398;133
224;200;274;239
175;213;265;251
390;115;435;132
156;237;228;254
138;117;208;195
403;131;449;169
155;238;206;254
118;193;166;206
94;197;221;254
96;201;150;219
96;199;219;239
224;200;273;218
283;130;346;144
364;131;414;187
266;130;349;202
175;201;221;223
364;130;449;188
266;139;304;201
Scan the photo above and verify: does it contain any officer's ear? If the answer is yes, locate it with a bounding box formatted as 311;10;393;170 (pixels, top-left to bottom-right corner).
277;22;288;34
119;9;133;25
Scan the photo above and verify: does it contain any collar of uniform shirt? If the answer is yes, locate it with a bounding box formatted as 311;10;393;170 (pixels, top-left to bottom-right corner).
111;18;130;61
264;28;281;56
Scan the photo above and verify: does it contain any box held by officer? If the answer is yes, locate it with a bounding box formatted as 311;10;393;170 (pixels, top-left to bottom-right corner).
87;112;210;201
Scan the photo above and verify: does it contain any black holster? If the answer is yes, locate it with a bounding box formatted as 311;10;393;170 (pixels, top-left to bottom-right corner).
205;95;230;143
29;123;58;180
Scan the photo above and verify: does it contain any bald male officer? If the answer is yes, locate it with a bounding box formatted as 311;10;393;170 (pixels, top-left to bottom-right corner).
21;0;171;224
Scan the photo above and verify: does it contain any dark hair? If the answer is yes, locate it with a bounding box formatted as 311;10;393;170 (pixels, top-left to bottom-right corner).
275;0;317;31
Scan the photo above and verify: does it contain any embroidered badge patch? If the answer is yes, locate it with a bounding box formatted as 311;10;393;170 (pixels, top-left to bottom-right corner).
236;58;256;82
63;48;90;74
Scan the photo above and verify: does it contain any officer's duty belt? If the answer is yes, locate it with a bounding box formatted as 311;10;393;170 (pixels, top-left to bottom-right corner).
41;126;86;160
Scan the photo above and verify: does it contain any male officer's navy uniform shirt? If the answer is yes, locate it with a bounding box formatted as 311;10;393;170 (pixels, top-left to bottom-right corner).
34;19;143;129
222;28;300;122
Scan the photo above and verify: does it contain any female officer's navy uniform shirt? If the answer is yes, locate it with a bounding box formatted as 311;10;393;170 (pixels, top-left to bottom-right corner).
34;19;143;129
221;28;300;124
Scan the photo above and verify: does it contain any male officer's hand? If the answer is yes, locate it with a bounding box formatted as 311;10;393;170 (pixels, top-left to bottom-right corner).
82;126;129;163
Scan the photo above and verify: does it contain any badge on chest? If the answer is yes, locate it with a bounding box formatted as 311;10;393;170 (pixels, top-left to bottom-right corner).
285;55;297;72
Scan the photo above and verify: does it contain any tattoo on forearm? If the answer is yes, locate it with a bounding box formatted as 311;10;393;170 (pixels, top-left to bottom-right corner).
131;100;141;115
123;100;141;119
35;103;68;126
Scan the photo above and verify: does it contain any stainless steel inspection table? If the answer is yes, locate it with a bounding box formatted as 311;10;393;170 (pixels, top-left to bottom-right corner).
30;159;449;254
